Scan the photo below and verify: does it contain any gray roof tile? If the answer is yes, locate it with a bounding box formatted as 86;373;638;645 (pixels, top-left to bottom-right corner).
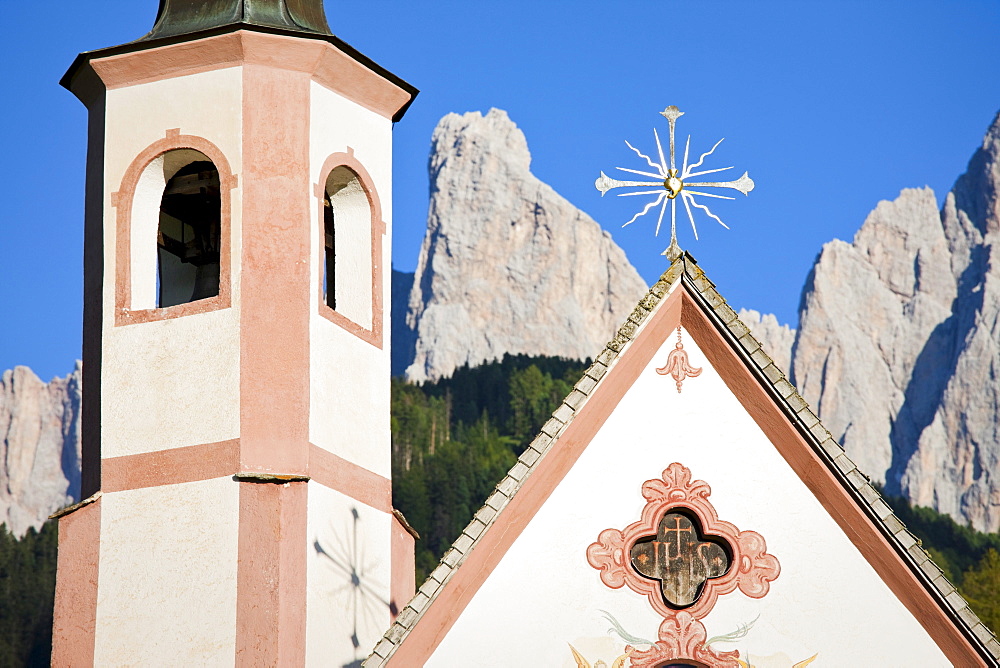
762;364;784;383
518;448;540;467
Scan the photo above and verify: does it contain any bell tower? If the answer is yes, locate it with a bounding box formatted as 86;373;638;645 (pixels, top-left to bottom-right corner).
52;2;418;664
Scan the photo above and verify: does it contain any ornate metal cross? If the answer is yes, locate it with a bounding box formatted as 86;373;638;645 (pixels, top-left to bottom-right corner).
595;106;755;260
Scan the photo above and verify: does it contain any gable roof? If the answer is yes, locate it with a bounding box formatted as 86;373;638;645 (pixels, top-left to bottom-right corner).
365;252;1000;667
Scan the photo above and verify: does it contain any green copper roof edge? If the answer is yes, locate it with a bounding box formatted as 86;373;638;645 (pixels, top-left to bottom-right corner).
60;23;418;123
143;0;331;41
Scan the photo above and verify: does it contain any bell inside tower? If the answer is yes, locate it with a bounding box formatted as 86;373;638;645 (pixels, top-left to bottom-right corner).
157;159;222;307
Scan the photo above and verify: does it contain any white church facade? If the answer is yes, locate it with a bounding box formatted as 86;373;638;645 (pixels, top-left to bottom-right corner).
51;1;999;666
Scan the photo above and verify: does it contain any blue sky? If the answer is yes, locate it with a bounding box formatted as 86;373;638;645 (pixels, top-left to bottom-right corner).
2;1;1000;381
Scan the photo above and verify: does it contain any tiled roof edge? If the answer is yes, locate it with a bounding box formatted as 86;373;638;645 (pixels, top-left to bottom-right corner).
362;258;689;666
679;257;1000;665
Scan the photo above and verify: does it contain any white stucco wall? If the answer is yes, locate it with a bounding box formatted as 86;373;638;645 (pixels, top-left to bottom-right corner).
102;68;243;456
94;477;239;666
308;81;392;478
102;309;240;457
306;483;392;667
428;324;950;667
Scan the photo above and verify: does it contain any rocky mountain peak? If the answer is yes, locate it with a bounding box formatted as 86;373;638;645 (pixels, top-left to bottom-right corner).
0;364;81;537
430;108;532;180
789;108;1000;531
851;187;951;300
400;109;649;382
950;110;1000;239
790;185;955;482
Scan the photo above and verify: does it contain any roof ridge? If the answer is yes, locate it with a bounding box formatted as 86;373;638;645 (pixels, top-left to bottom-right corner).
365;253;1000;666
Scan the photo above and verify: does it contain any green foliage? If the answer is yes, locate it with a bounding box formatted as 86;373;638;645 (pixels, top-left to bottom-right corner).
961;549;1000;633
883;491;1000;633
0;521;57;667
392;354;586;579
882;491;1000;585
508;364;575;446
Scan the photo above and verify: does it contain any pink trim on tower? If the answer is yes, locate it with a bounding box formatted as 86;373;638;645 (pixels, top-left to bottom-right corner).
112;131;236;326
315;150;385;349
390;513;416;620
235;480;308;665
102;439;240;492
52;496;102;666
84;31;413;121
237;62;311;476
309;444;392;513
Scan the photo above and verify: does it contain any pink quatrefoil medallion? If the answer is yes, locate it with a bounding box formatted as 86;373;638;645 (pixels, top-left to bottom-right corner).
586;463;780;668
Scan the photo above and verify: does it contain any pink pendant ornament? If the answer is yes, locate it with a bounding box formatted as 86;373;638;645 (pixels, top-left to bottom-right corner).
656;327;702;392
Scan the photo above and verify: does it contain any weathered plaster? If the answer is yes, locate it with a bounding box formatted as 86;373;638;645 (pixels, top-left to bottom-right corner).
94;478;239;666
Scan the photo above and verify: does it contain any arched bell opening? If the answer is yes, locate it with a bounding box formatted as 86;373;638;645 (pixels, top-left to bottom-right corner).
322;165;373;328
119;135;232;322
155;152;222;307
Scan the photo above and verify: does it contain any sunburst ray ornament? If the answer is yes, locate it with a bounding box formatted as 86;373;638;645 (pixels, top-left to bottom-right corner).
595;106;755;260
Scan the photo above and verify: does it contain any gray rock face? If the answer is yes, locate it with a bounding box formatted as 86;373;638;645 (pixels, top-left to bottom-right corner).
791;187;955;484
894;112;1000;531
0;363;81;536
738;308;795;376
402;109;649;382
790;111;1000;531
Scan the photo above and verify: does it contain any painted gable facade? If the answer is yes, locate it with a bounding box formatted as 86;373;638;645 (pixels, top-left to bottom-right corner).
367;255;1000;667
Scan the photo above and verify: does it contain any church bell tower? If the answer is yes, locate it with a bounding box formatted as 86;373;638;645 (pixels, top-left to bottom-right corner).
52;2;417;664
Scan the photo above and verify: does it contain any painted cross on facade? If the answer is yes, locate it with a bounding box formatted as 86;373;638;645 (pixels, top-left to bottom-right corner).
630;511;730;608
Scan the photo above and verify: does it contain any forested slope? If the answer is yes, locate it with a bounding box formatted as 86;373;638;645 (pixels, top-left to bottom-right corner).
391;354;587;576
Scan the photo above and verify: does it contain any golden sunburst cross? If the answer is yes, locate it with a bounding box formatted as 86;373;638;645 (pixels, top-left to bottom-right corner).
595;105;754;260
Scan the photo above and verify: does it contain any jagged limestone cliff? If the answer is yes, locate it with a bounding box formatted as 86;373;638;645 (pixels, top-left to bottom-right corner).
791;112;1000;531
792;187;954;484
0;364;81;536
400;109;649;382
